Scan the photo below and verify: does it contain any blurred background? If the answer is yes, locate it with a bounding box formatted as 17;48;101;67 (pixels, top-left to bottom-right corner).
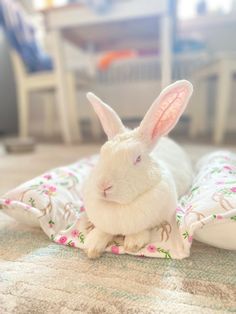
0;0;236;191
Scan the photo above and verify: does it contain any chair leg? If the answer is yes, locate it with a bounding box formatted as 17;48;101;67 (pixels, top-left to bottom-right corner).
18;86;29;138
197;78;208;135
51;30;73;144
66;73;81;142
214;61;231;144
43;92;55;137
189;76;208;138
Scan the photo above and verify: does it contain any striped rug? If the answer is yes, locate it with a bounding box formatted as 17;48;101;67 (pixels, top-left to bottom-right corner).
0;214;235;313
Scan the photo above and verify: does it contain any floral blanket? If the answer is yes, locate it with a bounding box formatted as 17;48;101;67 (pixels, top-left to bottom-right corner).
0;151;236;259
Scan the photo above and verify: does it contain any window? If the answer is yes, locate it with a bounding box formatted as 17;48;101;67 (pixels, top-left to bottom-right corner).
178;0;233;20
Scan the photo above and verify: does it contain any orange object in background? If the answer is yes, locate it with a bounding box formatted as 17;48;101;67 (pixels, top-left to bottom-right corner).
98;50;137;70
45;0;54;8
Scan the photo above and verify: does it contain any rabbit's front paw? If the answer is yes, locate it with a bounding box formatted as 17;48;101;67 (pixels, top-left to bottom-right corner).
86;248;102;259
124;230;150;253
84;227;113;259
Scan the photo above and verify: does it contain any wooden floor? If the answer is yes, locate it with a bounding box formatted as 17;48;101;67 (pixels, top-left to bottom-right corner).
0;144;100;195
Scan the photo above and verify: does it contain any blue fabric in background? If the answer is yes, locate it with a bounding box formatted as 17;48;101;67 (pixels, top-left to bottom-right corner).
0;0;53;72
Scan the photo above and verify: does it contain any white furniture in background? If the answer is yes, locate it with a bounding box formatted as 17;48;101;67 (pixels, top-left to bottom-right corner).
40;0;172;139
190;55;236;144
41;3;172;99
74;51;207;119
11;50;80;143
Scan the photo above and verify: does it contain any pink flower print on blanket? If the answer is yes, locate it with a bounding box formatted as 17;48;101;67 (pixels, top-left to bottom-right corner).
147;244;156;253
4;199;12;205
67;240;76;247
183;231;193;243
80;206;86;213
146;245;172;259
42;185;57;196
176;206;185;224
231;187;236;193
216;181;225;185
43;174;52;180
223;165;236;174
48;220;55;228
71;229;79;237
111;245;120;254
58;236;68;244
69;229;85;243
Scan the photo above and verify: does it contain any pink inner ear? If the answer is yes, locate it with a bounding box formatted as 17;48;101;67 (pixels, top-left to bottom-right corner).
151;87;188;139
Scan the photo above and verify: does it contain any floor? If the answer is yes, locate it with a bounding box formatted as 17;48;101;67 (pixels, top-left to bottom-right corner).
0;144;100;195
0;143;235;313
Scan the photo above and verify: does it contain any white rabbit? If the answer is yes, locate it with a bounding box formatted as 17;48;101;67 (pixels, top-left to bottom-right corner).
82;80;193;259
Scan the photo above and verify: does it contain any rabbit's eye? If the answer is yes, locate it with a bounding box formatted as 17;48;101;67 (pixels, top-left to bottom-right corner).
134;155;141;165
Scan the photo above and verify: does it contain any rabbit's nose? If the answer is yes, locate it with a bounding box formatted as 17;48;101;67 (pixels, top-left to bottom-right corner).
103;185;113;197
99;182;113;197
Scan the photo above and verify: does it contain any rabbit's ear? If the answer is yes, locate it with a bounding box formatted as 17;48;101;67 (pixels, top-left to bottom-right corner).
138;80;193;150
87;92;125;140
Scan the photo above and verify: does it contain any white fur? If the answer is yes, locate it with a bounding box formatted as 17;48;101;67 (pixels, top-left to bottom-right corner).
84;228;113;259
83;80;194;258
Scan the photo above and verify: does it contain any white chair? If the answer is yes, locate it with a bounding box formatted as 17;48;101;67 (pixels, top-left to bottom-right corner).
10;50;80;143
190;55;236;144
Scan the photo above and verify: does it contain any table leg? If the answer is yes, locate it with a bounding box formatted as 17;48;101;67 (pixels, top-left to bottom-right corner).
66;72;81;142
51;30;74;144
214;60;231;144
160;14;172;88
189;75;208;138
43;91;54;137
